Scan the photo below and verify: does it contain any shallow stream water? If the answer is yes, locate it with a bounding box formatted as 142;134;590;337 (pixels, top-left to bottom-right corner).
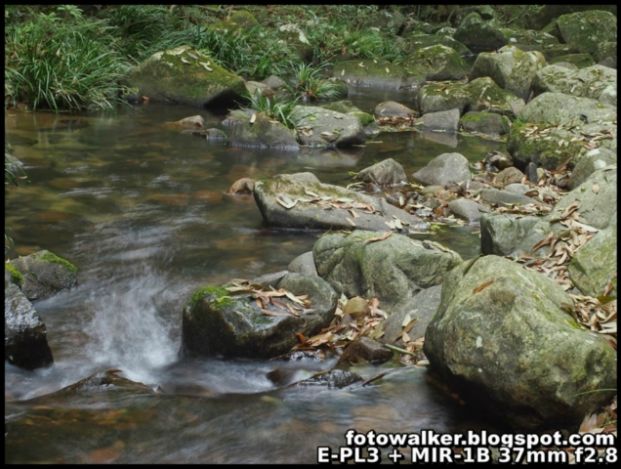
5;99;504;463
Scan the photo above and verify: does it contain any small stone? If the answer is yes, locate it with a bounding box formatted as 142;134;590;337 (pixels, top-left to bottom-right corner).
336;337;393;367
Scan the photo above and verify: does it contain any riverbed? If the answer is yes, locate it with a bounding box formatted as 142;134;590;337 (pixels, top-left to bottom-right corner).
5;99;504;463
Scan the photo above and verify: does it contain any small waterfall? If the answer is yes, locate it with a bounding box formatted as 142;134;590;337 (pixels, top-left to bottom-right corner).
84;265;178;384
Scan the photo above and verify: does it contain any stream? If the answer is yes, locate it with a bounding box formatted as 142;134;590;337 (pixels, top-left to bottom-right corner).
5;97;504;463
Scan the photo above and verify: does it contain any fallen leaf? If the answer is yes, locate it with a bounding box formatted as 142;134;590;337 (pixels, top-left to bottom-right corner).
473;279;494;294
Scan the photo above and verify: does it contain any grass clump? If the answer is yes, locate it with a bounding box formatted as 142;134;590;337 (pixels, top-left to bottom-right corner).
245;91;298;129
5;5;130;111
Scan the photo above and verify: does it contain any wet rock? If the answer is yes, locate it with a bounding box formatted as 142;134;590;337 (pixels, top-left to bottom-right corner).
332;59;406;90
41;369;155;400
403;45;468;81
382;285;443;344
222;110;299;151
355;158;407;186
336;337;393;367
494;167;525;188
419;108;460;132
5;283;53;370
202;128;229;143
569;148;616;189
253;172;427;233
470;46;546;100
533;65;617;100
556;10;617;61
227;177;255;195
447;198;488;223
479;188;535;206
290;105;366;148
460;111;510;136
424;255;617;429
412;152;471;187
518;92;616;126
568;226;617;297
166;115;204;129
127;46;245;109
454;12;507;52
182;273;338;358
297;369;362;389
287;251;317;277
313;230;461;310
8;250;77;301
374;101;416;119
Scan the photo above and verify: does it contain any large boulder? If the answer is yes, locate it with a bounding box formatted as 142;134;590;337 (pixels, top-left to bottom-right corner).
5;283;53;370
424;255;617;428
127;46;246;108
406;32;471;56
403;45;468;81
471;46;546;100
569;147;616;189
568;226;617;297
556;10;618;61
7;250;77;301
290;105;366;148
412;152;471;187
417;78;525;117
222;110;299;151
419;108;460;132
480;215;550;256
533;65;617;100
518;92;617;125
454;12;507;52
253;173;427;233
182;273;337;358
321;100;374;126
313;230;462;309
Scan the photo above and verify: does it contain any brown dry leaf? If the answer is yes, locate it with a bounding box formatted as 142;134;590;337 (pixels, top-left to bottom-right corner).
363;232;392;244
473;279;494;294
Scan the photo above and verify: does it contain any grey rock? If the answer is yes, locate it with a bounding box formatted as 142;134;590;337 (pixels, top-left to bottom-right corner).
448;198;488;223
568;226;617;297
291;105;366;148
355;158;407;186
336;337;393;367
424;255;617;428
222;110;299;151
413;153;471;187
479;188;535;206
254;172;428;233
8;250;77;301
374;101;416;119
419;108;460;132
569;148;616;189
460;111;510;136
454;12;507;52
518;92;617;126
287;252;317;277
494;167;526;188
382;285;442;344
5;283;53;370
182;273;337;358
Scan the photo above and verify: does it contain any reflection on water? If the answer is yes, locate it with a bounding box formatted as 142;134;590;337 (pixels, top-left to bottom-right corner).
4;102;503;463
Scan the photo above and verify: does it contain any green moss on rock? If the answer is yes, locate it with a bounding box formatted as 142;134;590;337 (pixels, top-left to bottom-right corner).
189;285;233;310
34;250;78;274
5;261;24;286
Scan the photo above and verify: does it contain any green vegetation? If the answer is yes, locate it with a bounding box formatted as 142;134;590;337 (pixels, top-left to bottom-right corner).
245;92;298;129
5;261;24;286
190;285;234;310
35;250;78;274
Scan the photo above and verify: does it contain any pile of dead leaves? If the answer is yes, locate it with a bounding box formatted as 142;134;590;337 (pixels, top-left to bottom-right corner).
293;294;426;365
225;280;310;318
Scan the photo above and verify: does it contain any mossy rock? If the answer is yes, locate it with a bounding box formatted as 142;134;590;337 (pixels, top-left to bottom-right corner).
424;255;617;429
5;262;24;287
460;111;510;136
406;32;471;56
499;28;561;54
253;172;428;233
518;92;617;126
533;65;617;100
568;226;617;297
290;105;366;148
9;250;78;301
222;109;299;151
454;12;507;52
403;45;468;81
418;81;471;115
182;274;338;358
321;100;374;126
556;10;618;60
550;53;595;68
128;45;246;109
470;46;546;100
332;59;406;90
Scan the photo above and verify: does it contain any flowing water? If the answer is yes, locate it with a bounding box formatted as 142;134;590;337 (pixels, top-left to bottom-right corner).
4;100;504;463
